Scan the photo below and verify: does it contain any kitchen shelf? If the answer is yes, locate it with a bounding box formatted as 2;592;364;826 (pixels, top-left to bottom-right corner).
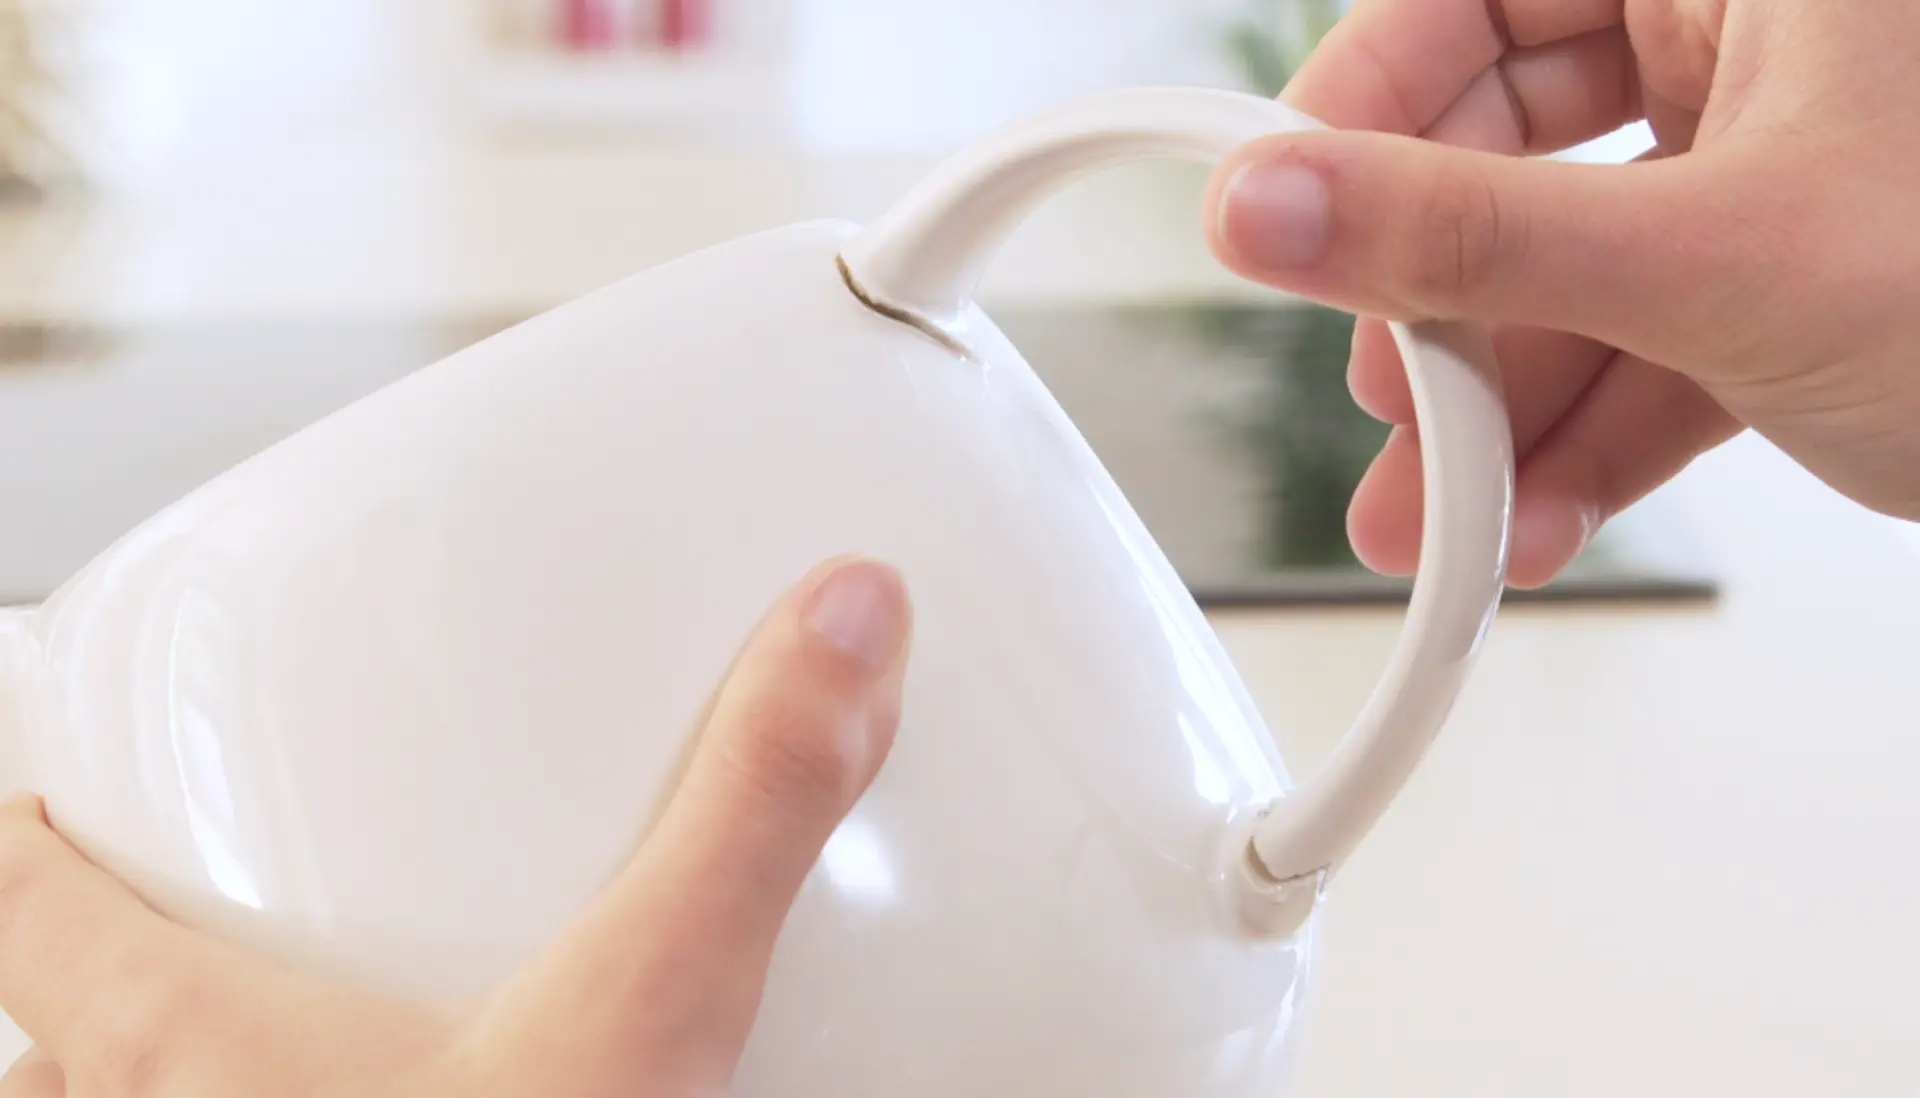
469;48;782;135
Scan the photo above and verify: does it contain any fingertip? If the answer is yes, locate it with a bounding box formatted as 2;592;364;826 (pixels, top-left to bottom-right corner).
1217;128;1674;337
1348;317;1415;424
796;556;913;679
1207;132;1406;315
1211;148;1333;277
784;556;913;793
1346;430;1423;577
1505;493;1597;589
653;554;915;876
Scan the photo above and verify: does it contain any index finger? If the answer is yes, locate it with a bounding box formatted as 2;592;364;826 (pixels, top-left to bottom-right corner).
1285;0;1626;132
0;796;229;1065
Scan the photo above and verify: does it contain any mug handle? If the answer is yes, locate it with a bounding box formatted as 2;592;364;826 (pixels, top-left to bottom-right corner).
840;86;1514;935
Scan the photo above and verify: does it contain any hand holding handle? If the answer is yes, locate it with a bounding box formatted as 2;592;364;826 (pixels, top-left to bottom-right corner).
840;86;1514;935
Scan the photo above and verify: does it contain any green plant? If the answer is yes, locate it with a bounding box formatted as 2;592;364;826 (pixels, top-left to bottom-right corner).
1175;304;1385;569
1211;3;1380;568
1223;0;1343;97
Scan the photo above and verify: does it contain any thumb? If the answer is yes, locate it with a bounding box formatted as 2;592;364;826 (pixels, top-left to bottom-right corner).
1205;130;1743;362
487;555;912;1085
610;554;912;965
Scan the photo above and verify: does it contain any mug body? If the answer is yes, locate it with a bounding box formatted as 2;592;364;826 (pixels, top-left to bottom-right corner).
13;221;1313;1096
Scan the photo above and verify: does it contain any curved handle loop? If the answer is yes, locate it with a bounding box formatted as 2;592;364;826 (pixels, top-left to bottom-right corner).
840;87;1513;933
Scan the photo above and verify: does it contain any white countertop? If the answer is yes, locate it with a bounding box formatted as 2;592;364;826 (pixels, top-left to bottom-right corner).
3;126;1918;1094
1232;440;1920;1096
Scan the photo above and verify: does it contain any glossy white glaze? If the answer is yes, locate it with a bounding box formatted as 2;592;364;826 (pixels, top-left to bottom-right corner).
3;221;1315;1095
0;87;1514;1096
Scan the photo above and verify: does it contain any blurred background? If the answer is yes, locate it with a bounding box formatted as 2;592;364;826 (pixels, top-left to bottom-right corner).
0;0;1670;605
3;2;1919;1096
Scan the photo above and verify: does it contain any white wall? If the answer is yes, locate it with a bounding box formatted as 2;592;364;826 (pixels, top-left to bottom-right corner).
782;0;1251;150
64;0;1268;181
65;0;464;187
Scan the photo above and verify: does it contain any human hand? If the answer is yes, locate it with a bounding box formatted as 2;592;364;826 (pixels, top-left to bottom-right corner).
1204;1;1920;586
0;555;912;1098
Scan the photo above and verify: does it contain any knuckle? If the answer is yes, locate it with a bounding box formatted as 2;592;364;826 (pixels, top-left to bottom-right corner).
722;690;862;817
76;965;192;1095
1670;385;1740;453
1404;167;1525;309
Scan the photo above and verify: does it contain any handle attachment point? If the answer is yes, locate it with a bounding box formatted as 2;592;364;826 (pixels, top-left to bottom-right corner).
842;86;1514;939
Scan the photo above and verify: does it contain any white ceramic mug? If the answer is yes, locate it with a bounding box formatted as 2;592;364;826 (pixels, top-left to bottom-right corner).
0;87;1511;1096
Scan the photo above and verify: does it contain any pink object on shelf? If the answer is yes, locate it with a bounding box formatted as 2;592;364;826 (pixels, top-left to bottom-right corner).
560;0;620;50
658;0;710;50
